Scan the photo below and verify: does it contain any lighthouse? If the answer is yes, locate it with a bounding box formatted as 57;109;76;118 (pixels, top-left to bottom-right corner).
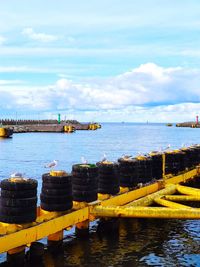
196;115;199;125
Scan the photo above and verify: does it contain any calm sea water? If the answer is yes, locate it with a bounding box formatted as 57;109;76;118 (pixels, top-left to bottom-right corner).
0;123;200;266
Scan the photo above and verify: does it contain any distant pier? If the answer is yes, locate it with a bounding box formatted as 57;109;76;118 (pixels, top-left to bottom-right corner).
0;119;101;133
176;122;200;128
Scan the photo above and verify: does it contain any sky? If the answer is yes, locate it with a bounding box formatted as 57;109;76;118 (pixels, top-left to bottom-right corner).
0;0;200;122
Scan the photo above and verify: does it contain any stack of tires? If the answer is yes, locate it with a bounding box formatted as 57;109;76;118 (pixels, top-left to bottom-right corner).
190;145;200;166
41;172;73;211
97;161;119;195
0;178;37;223
181;147;194;169
195;145;200;165
118;157;139;188
72;164;98;202
137;156;153;183
149;152;163;179
165;151;181;175
181;146;200;169
177;150;188;172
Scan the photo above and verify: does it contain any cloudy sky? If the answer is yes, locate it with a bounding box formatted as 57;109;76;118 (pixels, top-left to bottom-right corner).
1;0;200;122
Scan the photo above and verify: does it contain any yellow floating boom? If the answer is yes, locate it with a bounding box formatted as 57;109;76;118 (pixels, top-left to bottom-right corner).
0;127;13;138
90;206;200;219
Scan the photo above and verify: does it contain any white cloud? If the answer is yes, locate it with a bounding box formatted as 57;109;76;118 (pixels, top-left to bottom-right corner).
0;35;6;45
77;103;200;123
0;66;65;73
0;80;24;85
22;27;58;42
0;63;200;122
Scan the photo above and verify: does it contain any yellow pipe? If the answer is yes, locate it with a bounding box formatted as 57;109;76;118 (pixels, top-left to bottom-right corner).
154;197;192;209
91;206;200;219
101;182;161;207
125;184;176;207
176;184;200;196
165;168;197;185
164;195;200;201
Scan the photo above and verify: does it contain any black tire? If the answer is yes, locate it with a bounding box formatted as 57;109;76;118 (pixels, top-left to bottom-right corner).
118;158;139;167
0;178;38;191
72;171;98;179
73;189;97;195
118;157;133;164
72;184;97;192
119;170;138;176
42;173;72;184
72;177;98;185
98;176;119;185
1;189;37;199
73;192;97;202
41;202;73;212
40;194;72;204
41;187;72;196
120;176;139;185
120;181;134;187
0;212;36;224
98;182;119;190
97;162;118;175
42;181;71;189
98;183;119;189
98;187;119;195
0;197;37;207
0;206;37;216
72;164;98;174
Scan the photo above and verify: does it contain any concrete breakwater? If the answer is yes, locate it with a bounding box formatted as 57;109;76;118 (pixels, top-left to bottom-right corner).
176;121;200;128
12;123;88;133
0;120;101;133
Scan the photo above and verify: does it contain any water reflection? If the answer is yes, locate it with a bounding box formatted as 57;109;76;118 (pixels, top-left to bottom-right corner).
34;218;198;267
0;218;199;266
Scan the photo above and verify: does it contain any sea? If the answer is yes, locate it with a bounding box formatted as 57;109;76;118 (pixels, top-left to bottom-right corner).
0;123;200;266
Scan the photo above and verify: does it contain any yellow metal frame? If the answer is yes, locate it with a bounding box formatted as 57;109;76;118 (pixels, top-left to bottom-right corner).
0;208;89;253
0;166;199;254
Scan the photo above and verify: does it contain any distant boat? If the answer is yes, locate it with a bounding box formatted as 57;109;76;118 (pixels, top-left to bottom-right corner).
166;123;173;127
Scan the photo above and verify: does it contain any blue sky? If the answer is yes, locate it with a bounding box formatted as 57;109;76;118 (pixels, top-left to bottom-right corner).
1;0;200;122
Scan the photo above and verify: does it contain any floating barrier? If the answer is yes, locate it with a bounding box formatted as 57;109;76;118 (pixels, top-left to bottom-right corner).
0;145;200;264
0;127;13;138
88;123;101;130
63;125;75;133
